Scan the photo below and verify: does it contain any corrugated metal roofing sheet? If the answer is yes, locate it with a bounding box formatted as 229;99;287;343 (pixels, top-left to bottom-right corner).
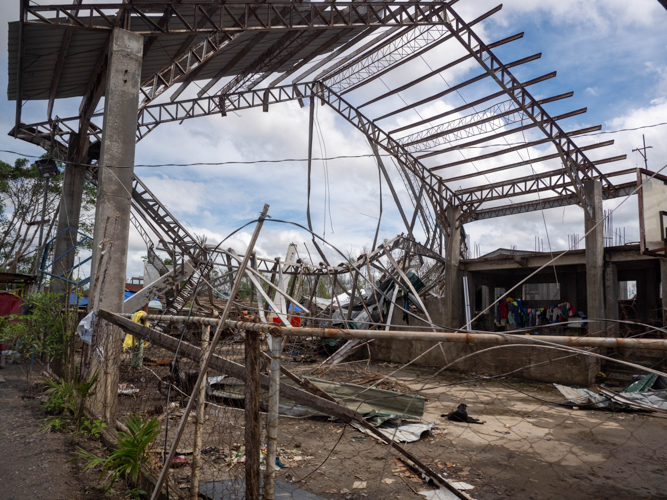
7;18;363;100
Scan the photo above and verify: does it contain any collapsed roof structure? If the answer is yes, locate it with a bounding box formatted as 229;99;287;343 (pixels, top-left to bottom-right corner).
6;2;666;499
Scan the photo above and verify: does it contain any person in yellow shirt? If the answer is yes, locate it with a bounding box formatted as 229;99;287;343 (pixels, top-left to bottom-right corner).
123;310;149;369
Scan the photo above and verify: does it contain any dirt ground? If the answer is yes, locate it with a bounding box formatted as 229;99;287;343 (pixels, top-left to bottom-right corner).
270;365;667;500
0;364;127;500
115;349;667;500
4;350;667;500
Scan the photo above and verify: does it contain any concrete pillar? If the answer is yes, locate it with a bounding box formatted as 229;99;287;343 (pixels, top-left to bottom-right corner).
584;180;605;334
88;28;143;424
604;262;619;336
443;205;462;329
51;133;89;295
661;259;667;328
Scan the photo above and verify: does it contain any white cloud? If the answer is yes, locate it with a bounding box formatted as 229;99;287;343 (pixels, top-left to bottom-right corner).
585;87;599;96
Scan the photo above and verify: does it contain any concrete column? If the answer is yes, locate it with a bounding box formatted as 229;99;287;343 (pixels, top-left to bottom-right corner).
604;262;619;336
661;259;667;327
443;205;462;329
51;133;89;295
88;28;143;424
584;180;605;334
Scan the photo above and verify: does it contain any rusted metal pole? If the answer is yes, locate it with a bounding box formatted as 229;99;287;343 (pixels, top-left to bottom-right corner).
189;324;210;500
264;331;283;500
123;313;667;351
244;329;261;500
149;204;270;500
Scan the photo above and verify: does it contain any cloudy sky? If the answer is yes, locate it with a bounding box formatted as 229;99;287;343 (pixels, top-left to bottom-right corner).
1;0;666;280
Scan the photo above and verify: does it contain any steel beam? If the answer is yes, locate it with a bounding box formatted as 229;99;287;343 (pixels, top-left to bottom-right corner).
328;5;503;95
439;4;614;216
359;30;524;109
25;2;455;33
468;182;636;221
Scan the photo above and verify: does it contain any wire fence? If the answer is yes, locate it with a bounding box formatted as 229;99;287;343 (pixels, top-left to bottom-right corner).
103;308;667;500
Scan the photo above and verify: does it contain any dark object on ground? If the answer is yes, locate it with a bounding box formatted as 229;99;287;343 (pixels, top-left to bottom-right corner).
157;357;201;398
442;404;484;424
200;479;323;499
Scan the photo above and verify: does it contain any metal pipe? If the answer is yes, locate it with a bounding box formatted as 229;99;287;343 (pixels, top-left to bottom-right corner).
264;332;283;500
189;324;210;500
149;203;270;500
120;314;667;351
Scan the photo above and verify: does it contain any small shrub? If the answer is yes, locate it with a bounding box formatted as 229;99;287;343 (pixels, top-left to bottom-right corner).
80;418;107;439
39;416;68;434
74;415;161;489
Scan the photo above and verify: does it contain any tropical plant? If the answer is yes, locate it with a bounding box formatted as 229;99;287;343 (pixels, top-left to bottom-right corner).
74;415;161;490
41;368;98;431
0;290;79;390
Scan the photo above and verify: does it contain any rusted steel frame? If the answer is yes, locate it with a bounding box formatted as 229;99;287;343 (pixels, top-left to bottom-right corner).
390;72;557;135
48;0;84;120
196;32;269;97
442;139;614;183
418;107;588;161
219;30;324;95
102;309;472;500
138;30;240;106
457;170;580;206
293;26;386;84
306;272;321;327
328;270;351;329
373;52;543;122
402;100;528;152
25;2;455;33
430;125;601;171
136;81;321;140
267;28;352;88
461;165;630;205
263;259;280;316
456;164;632;202
359;29;522;109
131;176;205;260
364;256;383;323
312;26;407;82
468;182;637;222
345;267;360;323
340;5;504;95
441;4;614;213
401;91;572;149
459;165;633;207
320;0;465;88
320;84;458;230
367;137;412;234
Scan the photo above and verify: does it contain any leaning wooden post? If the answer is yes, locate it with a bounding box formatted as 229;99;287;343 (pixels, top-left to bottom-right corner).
264;329;283;500
189;324;210;500
244;328;261;500
149;204;270;500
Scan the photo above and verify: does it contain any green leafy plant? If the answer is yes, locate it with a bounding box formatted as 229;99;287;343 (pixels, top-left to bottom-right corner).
0;290;80;391
74;415;161;489
41;369;98;432
39;416;67;434
80;417;107;439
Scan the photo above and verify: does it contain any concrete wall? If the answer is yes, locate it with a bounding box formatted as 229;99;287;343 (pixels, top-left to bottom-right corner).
368;297;601;387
